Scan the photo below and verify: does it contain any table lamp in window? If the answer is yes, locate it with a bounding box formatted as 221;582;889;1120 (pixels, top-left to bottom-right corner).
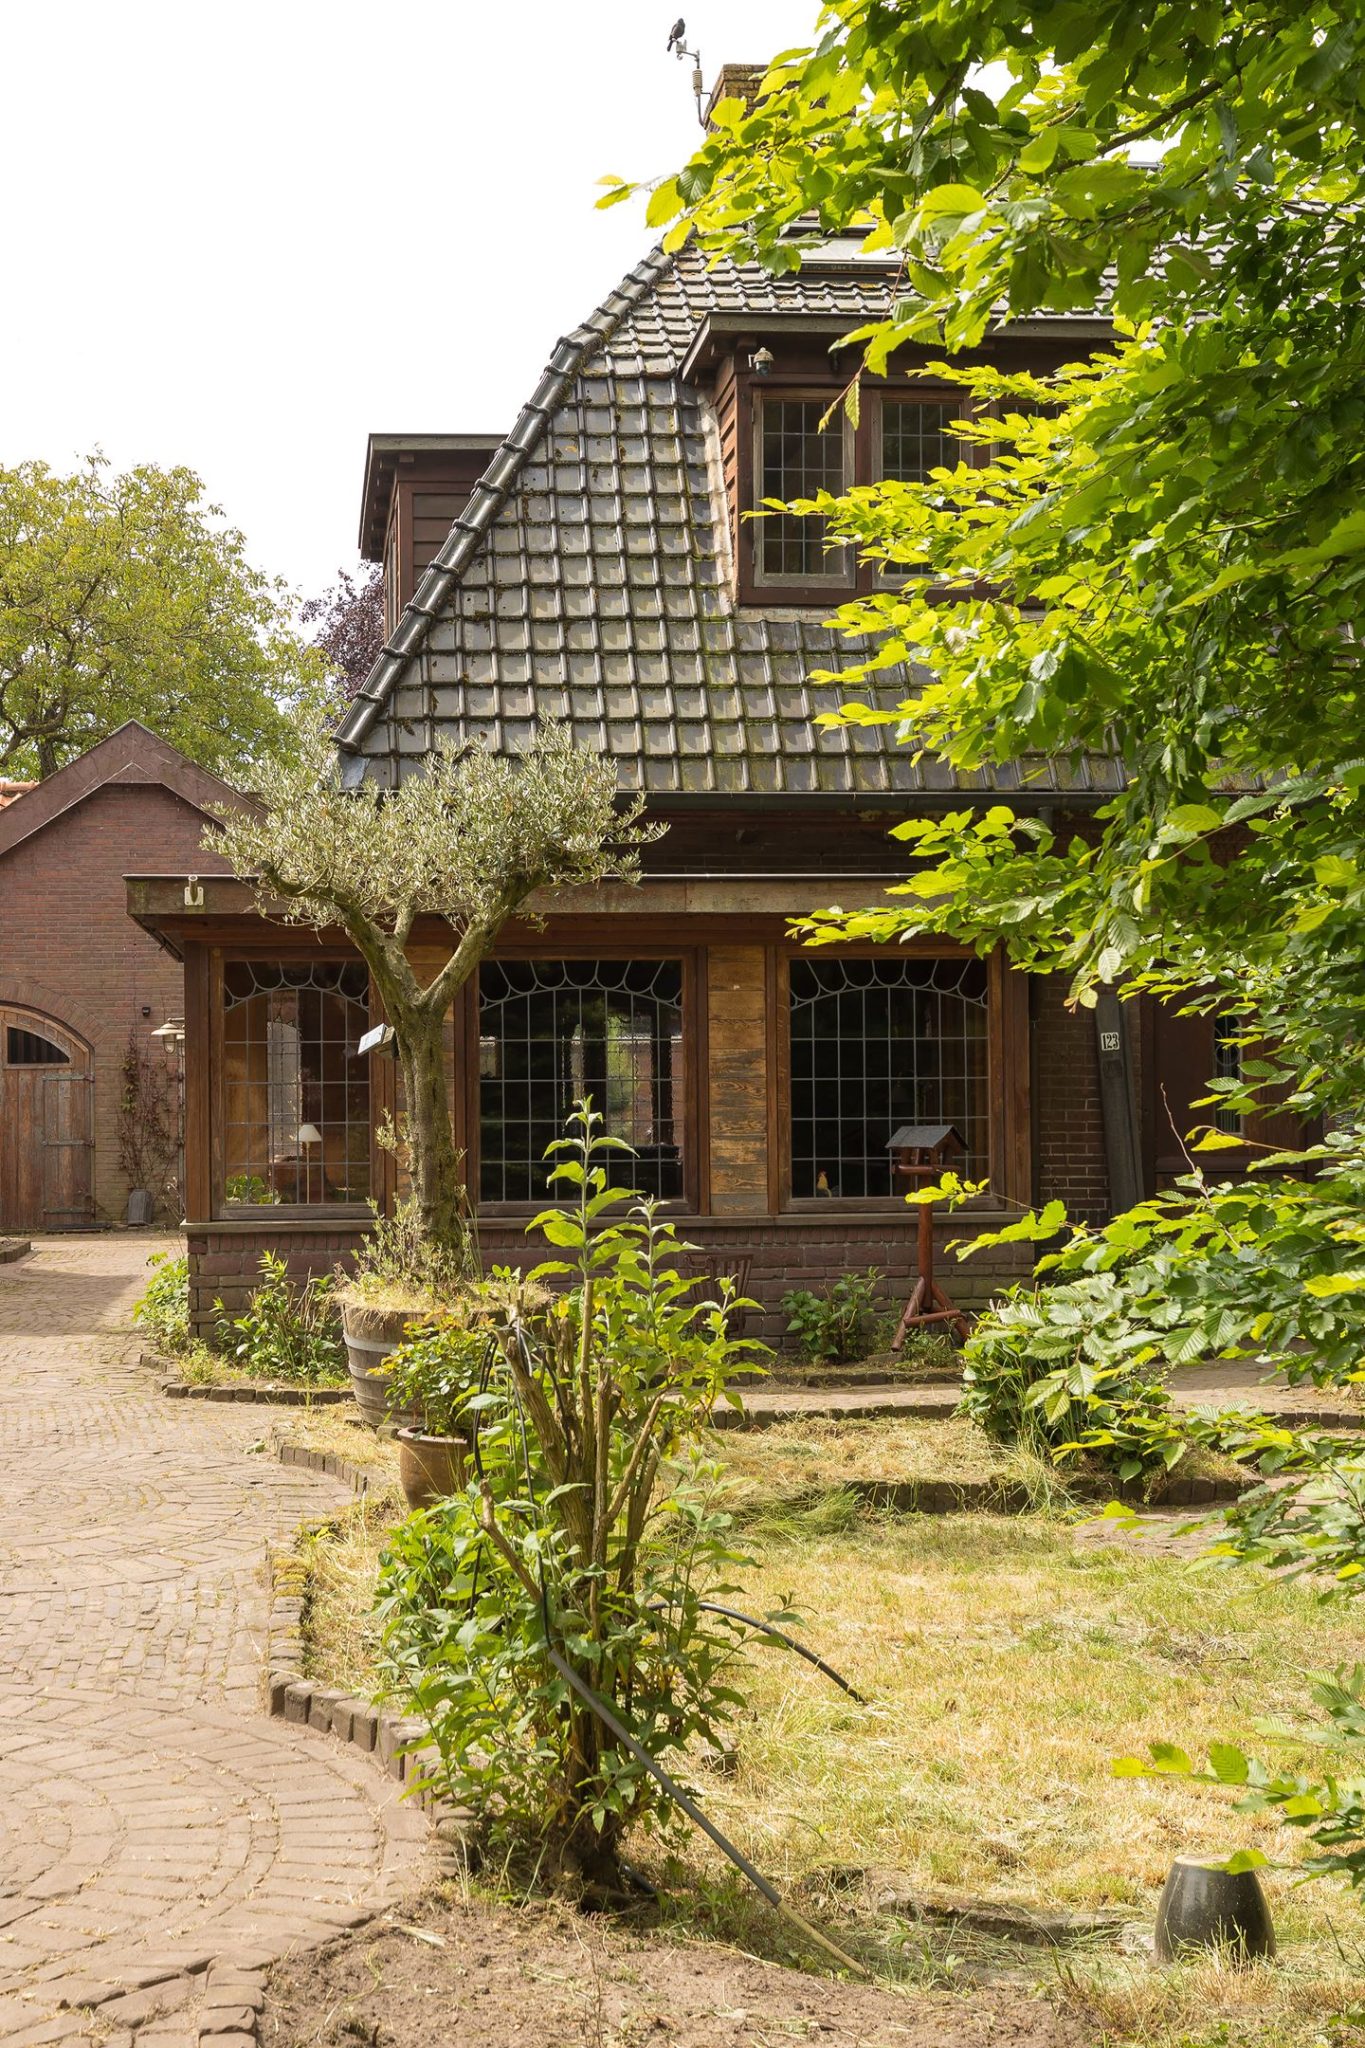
297;1122;323;1204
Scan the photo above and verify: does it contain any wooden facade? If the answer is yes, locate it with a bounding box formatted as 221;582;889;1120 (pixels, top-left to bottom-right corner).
123;240;1275;1338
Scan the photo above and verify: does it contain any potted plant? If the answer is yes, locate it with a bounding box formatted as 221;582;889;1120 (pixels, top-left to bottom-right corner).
333;1197;471;1429
382;1273;546;1505
382;1320;482;1507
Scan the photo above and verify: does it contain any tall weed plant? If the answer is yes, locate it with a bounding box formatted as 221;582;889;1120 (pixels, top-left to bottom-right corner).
376;1103;773;1894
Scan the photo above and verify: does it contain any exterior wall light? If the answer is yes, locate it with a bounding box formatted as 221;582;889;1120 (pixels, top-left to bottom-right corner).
751;346;775;377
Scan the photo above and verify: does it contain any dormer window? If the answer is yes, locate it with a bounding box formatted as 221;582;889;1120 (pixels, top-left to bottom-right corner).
748;385;969;599
755;399;853;585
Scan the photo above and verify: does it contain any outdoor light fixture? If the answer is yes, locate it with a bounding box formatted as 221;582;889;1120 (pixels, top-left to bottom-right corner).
751;346;775;377
151;1018;185;1043
356;1022;395;1057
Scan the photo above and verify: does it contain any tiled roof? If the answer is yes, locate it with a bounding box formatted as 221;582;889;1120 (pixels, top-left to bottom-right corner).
336;244;1120;800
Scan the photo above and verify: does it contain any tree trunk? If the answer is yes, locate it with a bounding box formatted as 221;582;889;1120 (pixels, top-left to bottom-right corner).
396;1004;469;1259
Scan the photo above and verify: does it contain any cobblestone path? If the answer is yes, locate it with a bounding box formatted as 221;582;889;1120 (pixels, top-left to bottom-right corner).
0;1236;428;2045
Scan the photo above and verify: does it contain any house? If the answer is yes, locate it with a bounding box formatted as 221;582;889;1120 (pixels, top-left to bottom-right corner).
0;723;238;1231
126;105;1265;1340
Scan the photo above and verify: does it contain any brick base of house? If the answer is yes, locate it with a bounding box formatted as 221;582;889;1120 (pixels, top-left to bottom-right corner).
188;1212;1035;1348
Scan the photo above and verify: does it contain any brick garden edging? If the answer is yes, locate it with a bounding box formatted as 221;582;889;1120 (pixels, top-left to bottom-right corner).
265;1489;478;1882
144;1348;352;1405
0;1237;30;1264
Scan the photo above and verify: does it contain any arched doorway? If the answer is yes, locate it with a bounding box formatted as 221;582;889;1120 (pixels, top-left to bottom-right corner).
0;1008;94;1230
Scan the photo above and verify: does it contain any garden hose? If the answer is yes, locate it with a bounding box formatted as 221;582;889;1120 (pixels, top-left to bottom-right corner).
646;1598;867;1705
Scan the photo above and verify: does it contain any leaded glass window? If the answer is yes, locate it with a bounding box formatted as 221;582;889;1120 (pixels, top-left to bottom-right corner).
879;397;960;483
222;961;371;1207
756;399;851;582
479;960;684;1202
789;957;989;1198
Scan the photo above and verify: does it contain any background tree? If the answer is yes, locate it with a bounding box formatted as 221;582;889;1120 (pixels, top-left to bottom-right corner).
301;563;385;703
0;453;328;778
210;725;660;1256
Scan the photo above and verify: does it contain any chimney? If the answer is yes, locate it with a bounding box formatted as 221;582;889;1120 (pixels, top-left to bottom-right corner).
704;63;768;126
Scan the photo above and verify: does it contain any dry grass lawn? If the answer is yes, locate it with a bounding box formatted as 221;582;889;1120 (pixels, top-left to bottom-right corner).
280;1409;1365;2045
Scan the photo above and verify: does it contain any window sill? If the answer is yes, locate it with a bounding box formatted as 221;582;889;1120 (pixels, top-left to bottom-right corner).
196;1208;374;1232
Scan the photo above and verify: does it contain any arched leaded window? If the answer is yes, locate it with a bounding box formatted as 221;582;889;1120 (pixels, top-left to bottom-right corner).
789;956;989;1198
478;959;684;1203
222;960;371;1207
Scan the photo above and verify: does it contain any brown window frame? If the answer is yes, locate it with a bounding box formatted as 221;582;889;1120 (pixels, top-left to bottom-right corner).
457;943;707;1218
740;378;977;606
208;945;383;1223
749;392;857;594
772;940;1029;1213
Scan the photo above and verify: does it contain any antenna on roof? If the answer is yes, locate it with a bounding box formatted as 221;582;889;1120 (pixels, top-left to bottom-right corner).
666;18;707;127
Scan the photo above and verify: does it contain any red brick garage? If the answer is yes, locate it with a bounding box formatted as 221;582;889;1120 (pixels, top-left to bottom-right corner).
0;723;238;1231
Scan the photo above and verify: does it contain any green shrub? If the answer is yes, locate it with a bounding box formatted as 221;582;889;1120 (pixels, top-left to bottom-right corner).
959;1270;1190;1482
132;1251;191;1354
215;1251;345;1384
340;1194;476;1311
781;1267;887;1364
376;1103;772;1894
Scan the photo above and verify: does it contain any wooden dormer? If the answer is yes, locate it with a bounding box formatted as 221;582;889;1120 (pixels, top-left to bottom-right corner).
359;433;503;632
679;306;1112;607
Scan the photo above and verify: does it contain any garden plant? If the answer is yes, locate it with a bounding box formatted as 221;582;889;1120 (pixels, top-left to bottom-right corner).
376;1105;772;1898
781;1267;886;1365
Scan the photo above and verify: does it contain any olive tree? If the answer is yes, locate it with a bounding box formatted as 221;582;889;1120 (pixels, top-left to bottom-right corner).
210;725;659;1256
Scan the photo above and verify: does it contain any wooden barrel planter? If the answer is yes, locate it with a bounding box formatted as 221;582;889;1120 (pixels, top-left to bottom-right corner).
338;1299;427;1430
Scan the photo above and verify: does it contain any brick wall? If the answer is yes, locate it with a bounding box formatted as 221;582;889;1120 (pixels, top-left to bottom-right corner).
189;1224;371;1338
0;782;230;1224
191;1212;1032;1347
1032;974;1110;1223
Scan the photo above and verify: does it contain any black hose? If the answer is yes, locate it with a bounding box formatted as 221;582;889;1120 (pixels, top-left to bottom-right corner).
648;1599;868;1705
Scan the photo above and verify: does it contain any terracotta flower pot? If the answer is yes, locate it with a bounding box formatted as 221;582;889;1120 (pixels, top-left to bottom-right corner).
395;1428;468;1509
339;1299;426;1431
1155;1855;1275;1963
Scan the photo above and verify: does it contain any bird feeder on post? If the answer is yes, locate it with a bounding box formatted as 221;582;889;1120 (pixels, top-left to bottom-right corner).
886;1124;970;1350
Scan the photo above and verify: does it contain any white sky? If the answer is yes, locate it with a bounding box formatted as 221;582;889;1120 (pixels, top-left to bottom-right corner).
0;0;815;603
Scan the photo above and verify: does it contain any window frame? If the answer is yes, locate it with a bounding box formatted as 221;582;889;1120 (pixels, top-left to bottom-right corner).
4;1025;73;1069
740;378;978;605
457;944;707;1217
209;946;382;1222
748;390;857;594
774;940;1028;1212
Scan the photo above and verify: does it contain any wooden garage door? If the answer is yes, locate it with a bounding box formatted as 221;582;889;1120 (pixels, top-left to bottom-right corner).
0;1008;94;1230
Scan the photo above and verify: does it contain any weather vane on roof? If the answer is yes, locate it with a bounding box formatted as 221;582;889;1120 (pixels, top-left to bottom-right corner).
667;18;707;127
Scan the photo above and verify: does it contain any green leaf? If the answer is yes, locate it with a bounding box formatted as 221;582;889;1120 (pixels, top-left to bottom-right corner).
1166;803;1223;838
1019;129;1060;174
919;183;988;220
1208;1742;1250;1785
1304;1271;1365;1297
645;177;682;228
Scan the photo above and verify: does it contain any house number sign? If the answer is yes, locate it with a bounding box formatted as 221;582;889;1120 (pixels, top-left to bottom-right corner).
1099;1029;1122;1052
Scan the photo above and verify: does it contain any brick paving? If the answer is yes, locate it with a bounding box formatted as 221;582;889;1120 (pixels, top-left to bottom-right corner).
0;1235;429;2045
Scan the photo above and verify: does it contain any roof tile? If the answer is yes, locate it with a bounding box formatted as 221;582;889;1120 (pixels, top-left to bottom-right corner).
336;243;1118;801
